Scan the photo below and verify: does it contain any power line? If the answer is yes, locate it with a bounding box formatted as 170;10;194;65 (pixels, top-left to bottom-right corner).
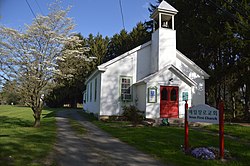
222;0;248;21
25;0;37;19
207;0;249;30
119;0;125;30
234;0;249;15
25;0;42;27
34;0;44;15
25;0;42;49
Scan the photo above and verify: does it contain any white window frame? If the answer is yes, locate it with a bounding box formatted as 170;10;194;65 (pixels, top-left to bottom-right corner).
90;82;92;102
94;78;97;102
120;76;132;102
83;91;86;103
86;84;88;103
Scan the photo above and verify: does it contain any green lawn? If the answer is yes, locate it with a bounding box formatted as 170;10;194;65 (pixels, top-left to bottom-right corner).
0;105;57;166
203;124;250;142
68;116;87;136
78;112;250;166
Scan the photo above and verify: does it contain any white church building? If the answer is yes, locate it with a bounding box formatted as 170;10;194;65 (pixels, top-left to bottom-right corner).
83;1;209;119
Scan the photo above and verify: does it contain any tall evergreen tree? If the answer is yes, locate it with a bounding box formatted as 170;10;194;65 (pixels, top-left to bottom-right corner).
88;33;109;65
46;33;110;108
105;22;151;62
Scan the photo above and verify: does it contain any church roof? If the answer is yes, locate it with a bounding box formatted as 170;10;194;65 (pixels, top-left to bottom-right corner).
158;1;178;13
151;1;178;19
135;64;197;87
98;41;151;70
176;50;210;79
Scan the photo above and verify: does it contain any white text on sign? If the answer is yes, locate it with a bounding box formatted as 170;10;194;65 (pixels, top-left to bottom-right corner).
187;104;219;124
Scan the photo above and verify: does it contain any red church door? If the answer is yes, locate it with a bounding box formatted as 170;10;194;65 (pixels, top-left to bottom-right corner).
160;86;179;118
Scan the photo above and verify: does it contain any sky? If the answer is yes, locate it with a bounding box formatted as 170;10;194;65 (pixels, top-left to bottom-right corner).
0;0;157;37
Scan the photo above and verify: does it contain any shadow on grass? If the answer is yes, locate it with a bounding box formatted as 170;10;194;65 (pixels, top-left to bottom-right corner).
0;119;56;166
42;111;55;118
0;116;32;128
0;130;54;165
76;111;98;122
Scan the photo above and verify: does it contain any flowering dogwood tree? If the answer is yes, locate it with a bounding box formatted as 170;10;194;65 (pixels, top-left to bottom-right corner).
0;2;88;127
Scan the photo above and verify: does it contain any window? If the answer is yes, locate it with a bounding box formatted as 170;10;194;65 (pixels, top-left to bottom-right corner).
94;78;97;102
120;76;132;101
171;89;177;101
90;82;92;102
86;85;88;102
83;91;86;103
161;88;168;100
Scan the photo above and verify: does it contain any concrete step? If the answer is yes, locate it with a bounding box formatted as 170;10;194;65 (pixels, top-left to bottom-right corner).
144;118;184;126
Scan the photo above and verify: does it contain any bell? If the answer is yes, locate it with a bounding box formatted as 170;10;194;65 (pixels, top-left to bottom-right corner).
162;21;168;28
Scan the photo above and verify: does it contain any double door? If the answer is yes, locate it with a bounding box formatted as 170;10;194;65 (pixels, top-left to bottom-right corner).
160;86;179;118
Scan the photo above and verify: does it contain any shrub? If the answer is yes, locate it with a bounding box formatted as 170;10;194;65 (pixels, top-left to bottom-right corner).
122;105;144;126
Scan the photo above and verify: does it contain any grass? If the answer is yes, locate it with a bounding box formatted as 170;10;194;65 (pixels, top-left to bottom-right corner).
203;124;250;142
0;105;57;166
68;117;87;136
79;112;250;166
3;108;243;166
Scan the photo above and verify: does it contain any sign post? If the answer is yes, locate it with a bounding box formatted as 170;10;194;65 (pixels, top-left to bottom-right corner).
184;100;189;152
219;101;224;159
185;103;225;159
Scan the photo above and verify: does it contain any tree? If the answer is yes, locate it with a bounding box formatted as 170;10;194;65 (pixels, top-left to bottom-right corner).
87;33;109;66
0;80;21;105
105;22;151;62
0;2;84;127
53;33;90;108
222;0;250;118
46;33;109;108
105;29;129;62
129;22;151;49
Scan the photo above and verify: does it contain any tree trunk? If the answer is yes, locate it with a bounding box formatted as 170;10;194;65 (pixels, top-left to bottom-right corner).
70;89;77;109
70;99;77;109
244;84;250;119
231;94;236;119
32;107;42;128
216;83;221;108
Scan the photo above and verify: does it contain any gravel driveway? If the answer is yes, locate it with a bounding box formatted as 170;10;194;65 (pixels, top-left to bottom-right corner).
54;109;166;166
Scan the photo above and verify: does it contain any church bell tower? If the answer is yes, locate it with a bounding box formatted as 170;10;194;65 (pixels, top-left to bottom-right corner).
150;1;178;72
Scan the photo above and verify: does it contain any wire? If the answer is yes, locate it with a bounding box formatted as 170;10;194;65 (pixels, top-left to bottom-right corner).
222;0;248;20
25;0;42;27
119;0;125;30
25;0;42;49
35;0;44;15
207;0;249;30
25;0;37;19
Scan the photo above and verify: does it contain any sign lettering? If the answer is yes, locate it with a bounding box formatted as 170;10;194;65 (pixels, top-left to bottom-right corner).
188;104;219;124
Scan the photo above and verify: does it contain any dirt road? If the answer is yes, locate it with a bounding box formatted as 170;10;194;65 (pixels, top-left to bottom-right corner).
53;110;165;166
